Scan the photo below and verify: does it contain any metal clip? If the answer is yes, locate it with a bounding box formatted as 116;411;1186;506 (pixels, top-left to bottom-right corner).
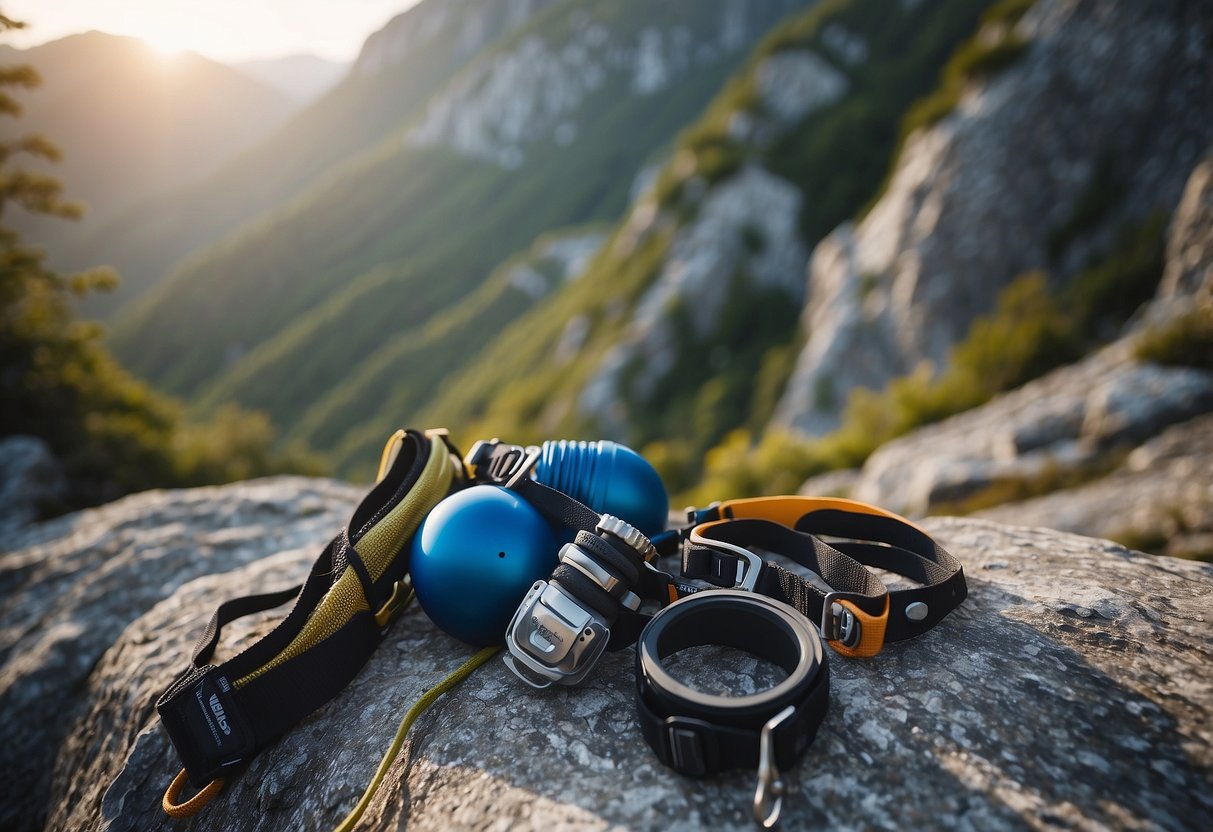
685;528;762;592
753;705;795;828
820;592;861;648
374;577;413;628
463;439;541;485
503;580;610;688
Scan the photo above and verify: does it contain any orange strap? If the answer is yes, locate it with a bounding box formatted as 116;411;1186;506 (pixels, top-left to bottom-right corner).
719;495;926;534
827;595;889;658
162;768;225;819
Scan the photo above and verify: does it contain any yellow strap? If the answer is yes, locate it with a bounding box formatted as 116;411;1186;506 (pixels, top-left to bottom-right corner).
332;646;501;832
162;768;225;818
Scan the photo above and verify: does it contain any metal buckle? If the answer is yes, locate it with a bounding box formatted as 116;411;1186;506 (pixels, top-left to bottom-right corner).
503;580;610;688
463;439;541;486
685;528;762;592
374;577;413;628
753;705;795;828
820;592;889;657
819;591;861;648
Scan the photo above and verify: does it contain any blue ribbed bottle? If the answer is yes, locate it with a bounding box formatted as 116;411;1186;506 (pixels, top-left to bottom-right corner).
533;440;669;537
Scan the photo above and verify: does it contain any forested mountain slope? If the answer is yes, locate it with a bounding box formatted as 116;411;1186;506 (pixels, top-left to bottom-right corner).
0;32;292;255
107;0;807;472
60;0;567;315
414;0;997;473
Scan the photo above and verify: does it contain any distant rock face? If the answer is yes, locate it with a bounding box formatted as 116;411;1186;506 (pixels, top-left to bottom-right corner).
352;0;561;78
577;164;808;431
753;49;849;124
0;436;65;538
408;0;800;168
848;341;1213;517
504;227;607;299
828;144;1213;532
1156;157;1213;309
774;0;1213;437
975;412;1213;559
2;482;1211;831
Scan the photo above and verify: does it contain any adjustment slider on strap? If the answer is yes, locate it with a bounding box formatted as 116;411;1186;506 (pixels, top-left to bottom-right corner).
820;592;889;658
686;526;762;592
373;577;413;629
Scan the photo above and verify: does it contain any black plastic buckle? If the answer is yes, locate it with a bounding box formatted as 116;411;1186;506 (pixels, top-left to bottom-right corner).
663;716;720;777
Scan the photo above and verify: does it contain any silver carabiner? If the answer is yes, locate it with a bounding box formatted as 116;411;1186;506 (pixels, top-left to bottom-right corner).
685;527;763;592
753;705;795;828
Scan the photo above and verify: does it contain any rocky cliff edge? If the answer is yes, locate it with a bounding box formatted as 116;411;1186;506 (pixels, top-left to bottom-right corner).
1;479;1211;831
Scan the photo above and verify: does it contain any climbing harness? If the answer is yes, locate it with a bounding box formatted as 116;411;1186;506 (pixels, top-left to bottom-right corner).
681;496;968;657
155;429;966;828
503;491;967;688
157;428;463;813
635;590;828;828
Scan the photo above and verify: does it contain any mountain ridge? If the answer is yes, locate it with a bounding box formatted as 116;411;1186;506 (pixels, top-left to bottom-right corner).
1;31;293;247
105;0;808;462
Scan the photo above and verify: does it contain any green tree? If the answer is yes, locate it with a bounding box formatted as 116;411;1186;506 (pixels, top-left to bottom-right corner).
0;13;322;509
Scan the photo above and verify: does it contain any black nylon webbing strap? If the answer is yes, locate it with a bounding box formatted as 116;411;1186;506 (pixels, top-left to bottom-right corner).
683;518;888;617
635;590;828;779
512;477;602;533
156;429;455;789
678;499;966;654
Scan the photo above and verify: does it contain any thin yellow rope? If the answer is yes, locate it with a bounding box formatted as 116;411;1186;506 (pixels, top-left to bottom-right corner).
332;645;502;832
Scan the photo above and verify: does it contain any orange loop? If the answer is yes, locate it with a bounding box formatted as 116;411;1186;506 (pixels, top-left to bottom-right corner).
162;768;225;819
827;595;889;658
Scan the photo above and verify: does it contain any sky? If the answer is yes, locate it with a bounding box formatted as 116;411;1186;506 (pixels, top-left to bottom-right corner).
4;0;423;64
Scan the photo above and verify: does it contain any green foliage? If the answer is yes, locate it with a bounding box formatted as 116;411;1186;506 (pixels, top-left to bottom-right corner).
418;0;1001;492
1046;155;1125;260
1134;306;1213;370
1063;214;1168;339
0;22;322;510
109;0;793;472
687;211;1167;503
765;0;997;242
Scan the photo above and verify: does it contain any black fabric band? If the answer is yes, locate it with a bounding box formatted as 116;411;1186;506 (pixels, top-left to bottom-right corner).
511;477;602;532
680;505;966;650
635;591;828;777
156;429;448;788
573;530;641;585
550;563;619;620
683;518;888;616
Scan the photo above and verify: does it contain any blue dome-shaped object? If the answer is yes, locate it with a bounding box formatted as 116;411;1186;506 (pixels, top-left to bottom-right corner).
535;440;668;537
411;485;560;646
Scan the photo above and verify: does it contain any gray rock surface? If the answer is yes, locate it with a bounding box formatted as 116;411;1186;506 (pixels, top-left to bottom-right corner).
0;436;66;538
3;480;1212;830
774;0;1213;437
577;163;808;432
848;341;1213;517
352;0;561;79
1141;154;1213;328
824;136;1213;522
408;0;799;168
976;413;1213;559
0;477;361;830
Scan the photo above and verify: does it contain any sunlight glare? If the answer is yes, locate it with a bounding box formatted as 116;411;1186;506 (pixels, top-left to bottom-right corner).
138;22;192;58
